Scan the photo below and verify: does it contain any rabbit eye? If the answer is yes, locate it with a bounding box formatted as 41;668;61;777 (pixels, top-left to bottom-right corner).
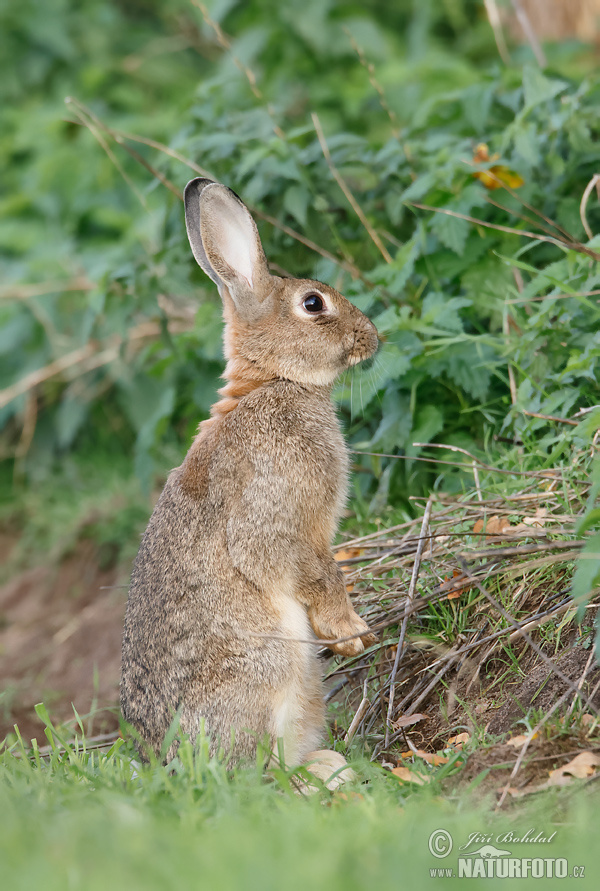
302;293;325;314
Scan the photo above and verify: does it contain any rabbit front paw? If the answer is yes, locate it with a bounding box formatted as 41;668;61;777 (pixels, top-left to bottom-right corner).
308;607;376;657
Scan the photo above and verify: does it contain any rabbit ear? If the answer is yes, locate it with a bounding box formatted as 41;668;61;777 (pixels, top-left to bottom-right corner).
184;178;272;317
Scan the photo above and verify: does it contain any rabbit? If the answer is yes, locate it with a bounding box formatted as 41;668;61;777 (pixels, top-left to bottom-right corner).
120;178;379;766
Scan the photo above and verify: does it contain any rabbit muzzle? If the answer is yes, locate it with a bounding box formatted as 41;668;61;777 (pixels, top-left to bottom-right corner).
345;319;379;367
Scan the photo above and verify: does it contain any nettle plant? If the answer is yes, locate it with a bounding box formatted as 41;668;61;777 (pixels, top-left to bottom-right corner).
2;6;599;503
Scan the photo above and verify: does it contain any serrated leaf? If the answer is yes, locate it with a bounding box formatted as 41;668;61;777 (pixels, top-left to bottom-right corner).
430;211;469;255
522;66;567;110
401;173;436;203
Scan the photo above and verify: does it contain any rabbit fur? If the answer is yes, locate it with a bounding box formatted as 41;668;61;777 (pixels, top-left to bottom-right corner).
120;178;379;765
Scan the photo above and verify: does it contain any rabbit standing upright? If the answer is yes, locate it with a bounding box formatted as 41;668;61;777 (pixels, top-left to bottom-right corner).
120;178;379;765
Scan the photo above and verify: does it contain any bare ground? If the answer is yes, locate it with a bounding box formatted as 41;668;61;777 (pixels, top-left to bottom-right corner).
0;533;126;743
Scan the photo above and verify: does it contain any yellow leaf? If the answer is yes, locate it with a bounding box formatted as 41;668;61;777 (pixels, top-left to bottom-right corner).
447;732;470;750
471;144;524;191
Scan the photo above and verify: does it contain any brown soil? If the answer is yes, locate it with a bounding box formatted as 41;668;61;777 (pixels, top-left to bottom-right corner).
452;733;600;801
0;535;127;744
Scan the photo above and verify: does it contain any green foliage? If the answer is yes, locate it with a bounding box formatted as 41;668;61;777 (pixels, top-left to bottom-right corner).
1;0;599;509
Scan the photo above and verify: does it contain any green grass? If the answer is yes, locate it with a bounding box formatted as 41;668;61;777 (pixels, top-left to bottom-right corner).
2;720;600;890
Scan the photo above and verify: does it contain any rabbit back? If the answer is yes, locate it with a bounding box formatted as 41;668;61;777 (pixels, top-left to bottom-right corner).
121;379;346;762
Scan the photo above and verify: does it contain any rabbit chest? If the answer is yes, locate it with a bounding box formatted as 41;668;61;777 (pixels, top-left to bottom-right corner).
222;379;349;543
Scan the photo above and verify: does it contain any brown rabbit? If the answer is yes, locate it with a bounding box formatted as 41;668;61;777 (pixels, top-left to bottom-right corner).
120;178;378;765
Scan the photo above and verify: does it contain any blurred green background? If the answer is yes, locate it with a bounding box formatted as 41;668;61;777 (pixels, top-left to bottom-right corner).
1;0;599;531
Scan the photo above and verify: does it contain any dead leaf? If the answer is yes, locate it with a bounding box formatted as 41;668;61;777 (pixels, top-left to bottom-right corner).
472;144;524;191
505;752;600;797
335;547;364;566
505;732;538;748
447;732;470;750
473;515;512;536
392;713;428;731
441;569;471;601
581;714;596;729
391;766;430;785
549;751;600;782
520;508;548;528
400;748;449;766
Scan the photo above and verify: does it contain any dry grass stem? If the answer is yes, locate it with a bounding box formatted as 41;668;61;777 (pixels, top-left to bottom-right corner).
312;112;393;264
329;467;599;759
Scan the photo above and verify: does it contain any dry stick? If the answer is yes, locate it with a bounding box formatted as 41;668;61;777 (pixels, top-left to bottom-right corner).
521;409;579;427
371;658;461;755
484;171;576;244
11;730;122;759
384;497;433;748
257;210;365;281
566;649;597;719
511;0;547;67
353;447;588;486
312;112;393;264
345;679;370;745
0;278;94;301
68;96;180;203
485;195;566;243
457;557;600;716
505;271;519;406
343;28;401;138
579;173;600;241
399;653;461;719
508;289;600;305
408;203;600;262
113;136;181;200
190;0;285;141
483;0;511;64
411;441;587;486
334;502;463;550
65;99;148;210
487;192;600;279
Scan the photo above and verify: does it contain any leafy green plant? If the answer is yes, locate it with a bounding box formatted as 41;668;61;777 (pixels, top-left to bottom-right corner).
2;1;599;507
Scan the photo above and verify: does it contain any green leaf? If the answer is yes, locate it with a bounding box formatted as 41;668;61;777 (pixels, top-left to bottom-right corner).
283;184;309;226
522;66;567;110
513;122;540;166
430;211;469;255
578;510;600;536
55;398;89;450
571;532;600;609
406;405;445;456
